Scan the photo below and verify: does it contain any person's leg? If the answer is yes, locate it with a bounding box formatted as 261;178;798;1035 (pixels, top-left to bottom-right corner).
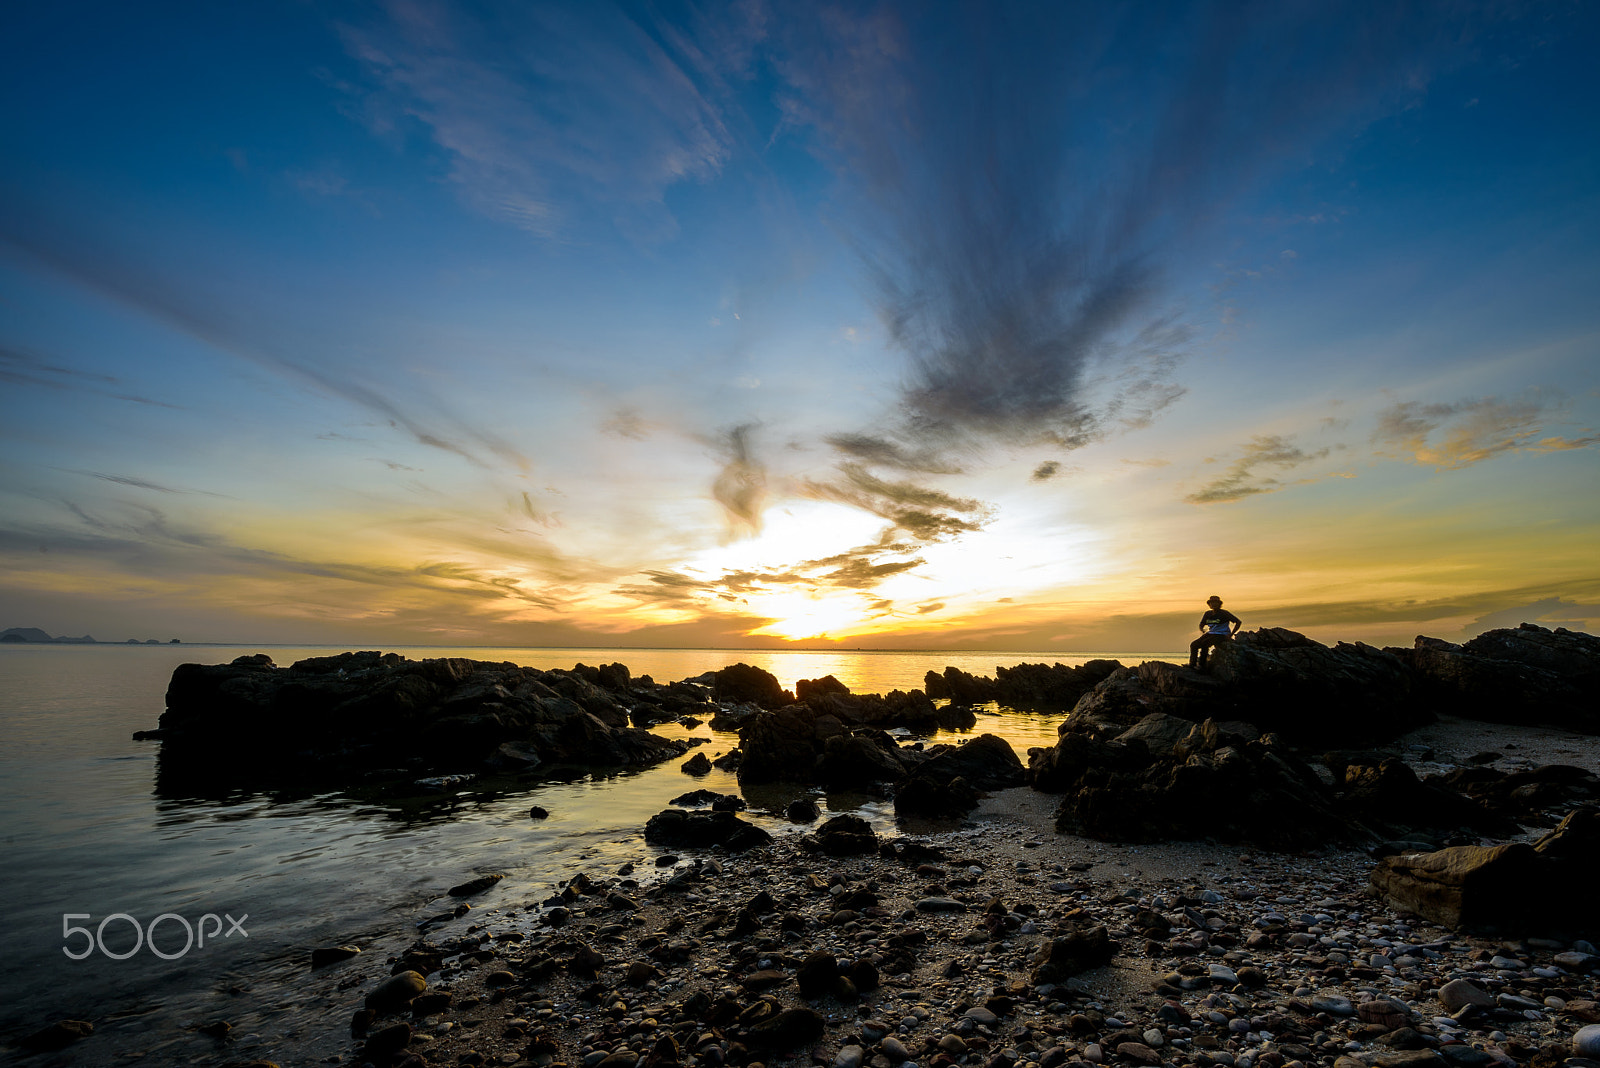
1189;635;1206;667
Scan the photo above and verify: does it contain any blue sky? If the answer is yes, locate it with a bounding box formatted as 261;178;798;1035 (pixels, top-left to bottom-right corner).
2;1;1597;648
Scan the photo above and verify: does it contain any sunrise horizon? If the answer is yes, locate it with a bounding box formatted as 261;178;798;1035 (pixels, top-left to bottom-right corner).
3;3;1597;656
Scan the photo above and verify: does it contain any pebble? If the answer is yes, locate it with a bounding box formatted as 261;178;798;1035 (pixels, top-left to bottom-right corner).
1438;979;1497;1012
1576;1025;1600;1058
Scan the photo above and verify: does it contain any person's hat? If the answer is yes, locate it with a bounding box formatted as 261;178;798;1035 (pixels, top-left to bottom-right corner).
1207;595;1222;604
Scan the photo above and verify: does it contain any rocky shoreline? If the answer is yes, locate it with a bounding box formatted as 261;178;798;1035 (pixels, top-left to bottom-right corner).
21;625;1598;1064
143;775;1596;1068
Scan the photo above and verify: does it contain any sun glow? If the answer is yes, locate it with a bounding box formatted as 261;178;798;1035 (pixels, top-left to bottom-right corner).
744;589;877;640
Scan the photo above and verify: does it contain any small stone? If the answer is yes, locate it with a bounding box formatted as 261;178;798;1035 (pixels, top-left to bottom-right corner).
529;806;550;819
915;898;968;913
838;1045;867;1068
939;1036;969;1054
448;873;505;897
883;1038;911;1063
1116;1042;1161;1065
366;970;428;1012
1438;979;1496;1012
1312;996;1356;1016
311;944;362;968
365;1022;414;1058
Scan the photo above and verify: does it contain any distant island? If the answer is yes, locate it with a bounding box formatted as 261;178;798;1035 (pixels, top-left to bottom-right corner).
1;627;179;645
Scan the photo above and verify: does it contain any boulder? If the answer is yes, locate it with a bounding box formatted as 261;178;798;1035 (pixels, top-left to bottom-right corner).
1030;923;1114;983
796;675;850;700
894;735;1022;819
711;664;792;709
813;814;879;855
1371;807;1597;931
642;809;772;852
1369;843;1542;929
815;730;913;784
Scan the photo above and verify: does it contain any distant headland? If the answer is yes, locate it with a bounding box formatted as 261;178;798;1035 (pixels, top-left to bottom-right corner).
1;627;179;645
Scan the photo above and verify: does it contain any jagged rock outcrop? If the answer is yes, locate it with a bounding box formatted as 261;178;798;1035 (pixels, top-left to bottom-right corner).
893;734;1024;820
711;663;793;709
151;651;688;782
795;675;850;700
1064;629;1428;746
733;687;968;784
1031;714;1514;849
1047;720;1358;849
923;659;1123;708
1393;624;1600;732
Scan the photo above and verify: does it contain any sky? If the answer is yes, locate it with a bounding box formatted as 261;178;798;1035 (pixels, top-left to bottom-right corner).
1;1;1598;651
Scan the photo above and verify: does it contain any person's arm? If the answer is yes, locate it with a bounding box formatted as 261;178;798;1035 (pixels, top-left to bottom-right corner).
1227;610;1242;635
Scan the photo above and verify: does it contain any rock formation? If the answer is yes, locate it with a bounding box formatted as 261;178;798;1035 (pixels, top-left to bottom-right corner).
150;651;689;784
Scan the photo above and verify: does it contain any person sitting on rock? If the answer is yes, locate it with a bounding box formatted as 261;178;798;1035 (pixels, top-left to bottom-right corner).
1190;595;1241;669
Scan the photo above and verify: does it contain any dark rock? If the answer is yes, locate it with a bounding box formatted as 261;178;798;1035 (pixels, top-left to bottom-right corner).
681;752;713;776
365;1022;413;1059
448;873;504;897
816;729;912;784
1403;625;1600;732
643;808;772;851
815;813;879;855
712;664;792;709
895;734;1022;818
1070;630;1428;745
311;944;361;968
1114;713;1201;757
796;675;850;700
151;652;690;788
787;799;820;822
797;951;839;997
1031;923;1114;983
1372;807;1599;930
529;806;550;819
366;970;428;1012
747;1008;826;1048
20;1020;94;1052
410;992;453;1017
1049;722;1358;848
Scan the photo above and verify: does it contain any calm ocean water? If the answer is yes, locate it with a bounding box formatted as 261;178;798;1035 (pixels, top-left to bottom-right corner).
0;643;1175;1064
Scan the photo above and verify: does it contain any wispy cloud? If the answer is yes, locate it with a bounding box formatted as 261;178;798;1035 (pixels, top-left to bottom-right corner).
0;224;529;473
1373;393;1598;468
0;346;180;409
708;423;767;536
1186;434;1337;504
338;1;752;241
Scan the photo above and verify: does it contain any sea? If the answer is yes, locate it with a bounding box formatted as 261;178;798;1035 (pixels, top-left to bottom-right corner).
0;643;1177;1064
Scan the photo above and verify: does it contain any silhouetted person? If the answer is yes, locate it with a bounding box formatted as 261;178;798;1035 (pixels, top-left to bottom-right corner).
1190;595;1241;669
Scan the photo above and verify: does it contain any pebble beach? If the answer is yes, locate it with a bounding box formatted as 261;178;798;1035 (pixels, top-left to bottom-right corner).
293;716;1598;1068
